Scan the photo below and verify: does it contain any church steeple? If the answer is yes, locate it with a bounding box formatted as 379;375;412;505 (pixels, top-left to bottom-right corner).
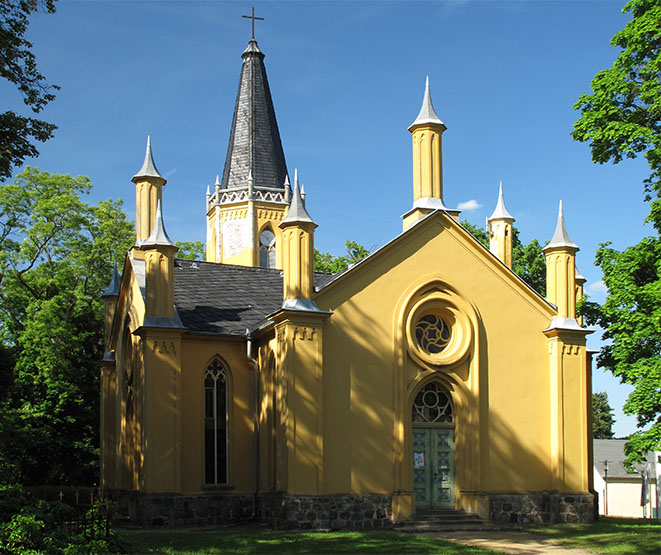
221;38;288;191
205;37;292;267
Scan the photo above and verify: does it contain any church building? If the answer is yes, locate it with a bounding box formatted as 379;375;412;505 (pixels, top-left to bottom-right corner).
99;33;596;528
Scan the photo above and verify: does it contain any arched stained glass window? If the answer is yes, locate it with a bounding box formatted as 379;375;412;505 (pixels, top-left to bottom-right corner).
412;382;454;424
259;228;276;268
204;359;228;485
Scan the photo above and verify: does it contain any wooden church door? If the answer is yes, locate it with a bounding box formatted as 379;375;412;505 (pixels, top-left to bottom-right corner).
412;428;454;509
412;382;455;510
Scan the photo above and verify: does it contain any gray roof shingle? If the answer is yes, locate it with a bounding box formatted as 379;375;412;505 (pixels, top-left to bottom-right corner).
593;439;657;479
173;260;333;335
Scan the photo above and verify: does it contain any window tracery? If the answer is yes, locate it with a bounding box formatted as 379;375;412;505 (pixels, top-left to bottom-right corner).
415;314;451;354
412;382;454;424
204;359;228;485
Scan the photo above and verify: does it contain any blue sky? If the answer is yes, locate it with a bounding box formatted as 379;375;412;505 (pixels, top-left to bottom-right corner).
4;0;652;436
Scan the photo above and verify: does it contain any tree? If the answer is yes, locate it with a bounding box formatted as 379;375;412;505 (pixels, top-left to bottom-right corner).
573;0;661;464
0;167;134;485
314;240;370;274
175;240;205;260
461;221;546;296
593;391;616;439
0;0;59;181
572;0;661;231
581;239;660;463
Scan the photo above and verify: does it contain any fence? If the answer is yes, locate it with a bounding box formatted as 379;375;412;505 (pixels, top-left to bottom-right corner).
32;488;112;539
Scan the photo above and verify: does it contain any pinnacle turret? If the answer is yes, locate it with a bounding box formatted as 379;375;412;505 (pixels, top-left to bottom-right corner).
101;262;121;298
132;136;165;183
142;200;175;248
281;169;315;226
409;76;445;130
488;181;514;222
544;200;578;251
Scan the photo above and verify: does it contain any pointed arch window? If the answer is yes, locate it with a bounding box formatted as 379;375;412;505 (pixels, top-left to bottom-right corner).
204;359;228;485
259;228;276;268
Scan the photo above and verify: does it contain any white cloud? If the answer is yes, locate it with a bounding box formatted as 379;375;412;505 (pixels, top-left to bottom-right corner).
588;280;608;294
457;199;482;211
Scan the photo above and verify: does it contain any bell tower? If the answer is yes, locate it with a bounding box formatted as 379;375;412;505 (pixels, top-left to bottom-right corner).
206;37;291;268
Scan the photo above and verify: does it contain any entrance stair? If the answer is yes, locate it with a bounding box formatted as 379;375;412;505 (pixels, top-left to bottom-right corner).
396;509;497;532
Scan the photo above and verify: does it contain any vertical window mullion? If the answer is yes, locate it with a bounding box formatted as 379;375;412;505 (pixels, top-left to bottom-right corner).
213;374;218;485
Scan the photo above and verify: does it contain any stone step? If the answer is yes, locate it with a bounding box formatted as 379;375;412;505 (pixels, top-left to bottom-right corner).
396;509;497;532
410;512;482;522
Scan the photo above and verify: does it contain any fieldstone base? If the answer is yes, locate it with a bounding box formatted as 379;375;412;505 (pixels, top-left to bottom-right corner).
489;492;595;525
259;493;394;530
118;491;254;526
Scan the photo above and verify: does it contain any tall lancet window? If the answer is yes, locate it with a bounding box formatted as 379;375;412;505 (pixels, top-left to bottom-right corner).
204;359;228;485
259;228;276;268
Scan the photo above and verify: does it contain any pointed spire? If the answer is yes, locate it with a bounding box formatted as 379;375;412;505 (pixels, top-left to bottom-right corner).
214;174;221;187
132;136;165;183
142;200;175;248
284;174;291;203
221;39;288;192
101;262;121;298
409;76;445;129
206;184;211;197
488;181;514;222
575;266;587;285
544;200;578;251
281;169;315;225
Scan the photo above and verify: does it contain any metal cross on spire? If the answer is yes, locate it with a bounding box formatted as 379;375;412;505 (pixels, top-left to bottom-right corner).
242;7;264;40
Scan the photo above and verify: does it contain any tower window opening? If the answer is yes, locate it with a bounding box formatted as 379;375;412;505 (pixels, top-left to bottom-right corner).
260;228;276;268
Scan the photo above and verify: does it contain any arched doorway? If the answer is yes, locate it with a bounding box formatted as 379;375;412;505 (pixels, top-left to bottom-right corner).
412;382;455;510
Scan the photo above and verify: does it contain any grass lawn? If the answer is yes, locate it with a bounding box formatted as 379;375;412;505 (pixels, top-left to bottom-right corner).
118;526;500;554
526;516;661;555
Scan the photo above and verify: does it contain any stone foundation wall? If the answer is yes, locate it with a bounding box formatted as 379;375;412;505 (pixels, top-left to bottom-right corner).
489;492;595;525
259;493;394;530
122;492;253;526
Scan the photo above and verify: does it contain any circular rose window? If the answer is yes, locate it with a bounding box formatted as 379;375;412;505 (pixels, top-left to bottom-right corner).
405;294;473;368
415;314;451;354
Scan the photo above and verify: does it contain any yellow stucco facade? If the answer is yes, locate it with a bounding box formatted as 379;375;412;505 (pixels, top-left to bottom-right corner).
99;43;594;527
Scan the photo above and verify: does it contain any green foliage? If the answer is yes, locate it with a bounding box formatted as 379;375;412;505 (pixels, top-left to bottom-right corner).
582;239;660;462
174;240;205;260
461;221;546;296
0;1;59;181
592;391;616;439
314;240;370;274
0;488;120;554
573;0;661;466
572;0;661;231
0;168;134;485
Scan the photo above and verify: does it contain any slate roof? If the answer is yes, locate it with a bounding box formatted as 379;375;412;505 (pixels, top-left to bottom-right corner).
593;439;658;479
173;260;333;335
221;39;288;191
